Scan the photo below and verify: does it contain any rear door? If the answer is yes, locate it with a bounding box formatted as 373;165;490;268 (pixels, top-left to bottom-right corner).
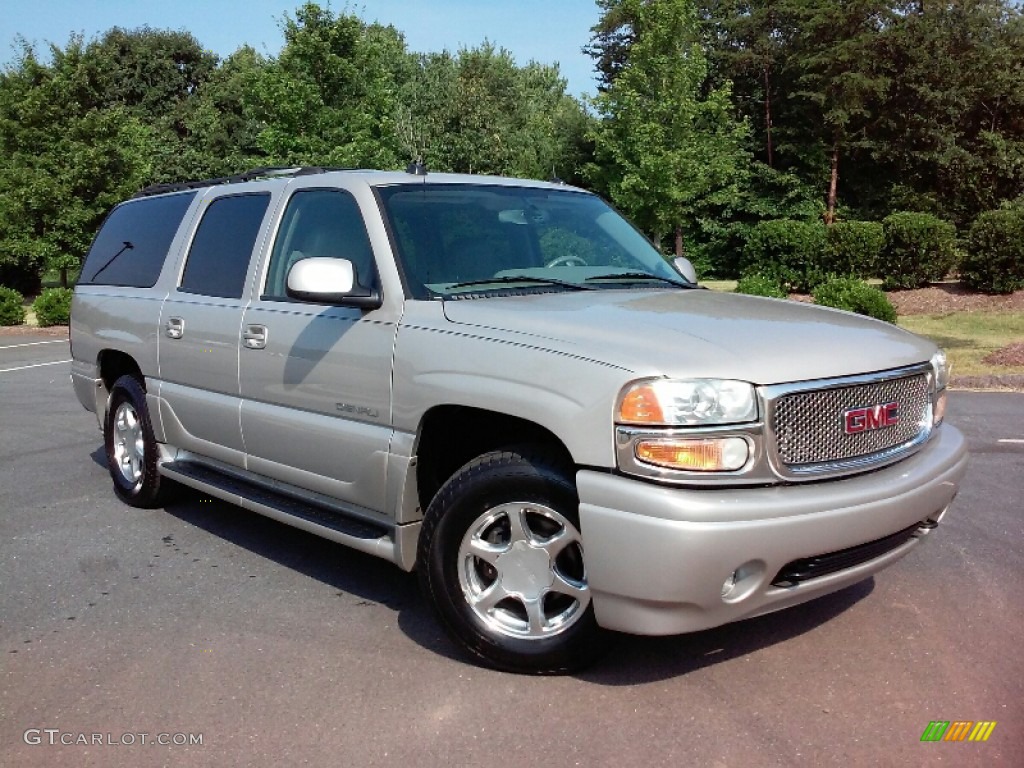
238;186;396;510
157;192;273;467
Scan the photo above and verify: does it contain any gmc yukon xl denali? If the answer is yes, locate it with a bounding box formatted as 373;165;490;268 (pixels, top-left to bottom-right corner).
70;167;968;673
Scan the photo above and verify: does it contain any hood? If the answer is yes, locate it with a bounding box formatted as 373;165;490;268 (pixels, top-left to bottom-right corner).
441;289;935;385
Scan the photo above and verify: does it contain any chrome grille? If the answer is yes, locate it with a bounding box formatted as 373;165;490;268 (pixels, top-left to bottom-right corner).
773;373;931;469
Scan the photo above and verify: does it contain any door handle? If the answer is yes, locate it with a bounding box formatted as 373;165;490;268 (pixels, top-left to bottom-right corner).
243;324;268;350
165;317;184;339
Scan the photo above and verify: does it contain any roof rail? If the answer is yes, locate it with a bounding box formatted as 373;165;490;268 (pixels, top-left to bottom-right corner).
131;166;355;198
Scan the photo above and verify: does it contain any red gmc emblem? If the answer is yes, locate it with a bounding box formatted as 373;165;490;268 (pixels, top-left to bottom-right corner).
844;402;900;434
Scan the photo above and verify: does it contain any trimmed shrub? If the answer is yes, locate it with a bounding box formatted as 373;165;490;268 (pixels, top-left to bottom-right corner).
812;277;897;323
825;221;884;278
735;273;787;299
0;286;26;326
740;220;827;293
32;287;74;327
878;212;957;289
962;207;1024;294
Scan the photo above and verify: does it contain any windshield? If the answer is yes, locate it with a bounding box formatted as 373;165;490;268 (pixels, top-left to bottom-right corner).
377;184;685;299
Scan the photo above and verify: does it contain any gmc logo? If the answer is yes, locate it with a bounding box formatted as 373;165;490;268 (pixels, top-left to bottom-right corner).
844;402;899;434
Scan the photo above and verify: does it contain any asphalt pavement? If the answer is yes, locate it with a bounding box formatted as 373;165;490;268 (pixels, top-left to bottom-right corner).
1;331;1021;767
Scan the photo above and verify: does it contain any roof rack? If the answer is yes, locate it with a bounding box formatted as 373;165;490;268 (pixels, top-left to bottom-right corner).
131;166;354;198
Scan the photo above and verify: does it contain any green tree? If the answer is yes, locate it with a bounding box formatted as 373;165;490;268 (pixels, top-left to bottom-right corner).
178;46;269;178
0;40;153;291
587;0;751;256
874;0;1024;225
397;44;592;180
244;2;414;168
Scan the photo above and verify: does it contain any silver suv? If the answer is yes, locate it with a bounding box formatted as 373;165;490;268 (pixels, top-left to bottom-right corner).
70;167;968;673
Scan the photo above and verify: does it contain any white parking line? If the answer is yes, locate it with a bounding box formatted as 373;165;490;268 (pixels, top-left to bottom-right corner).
997;439;1024;444
0;359;72;374
0;339;69;350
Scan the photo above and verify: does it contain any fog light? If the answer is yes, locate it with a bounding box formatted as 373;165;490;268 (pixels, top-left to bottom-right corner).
635;436;750;472
721;571;738;598
719;561;766;603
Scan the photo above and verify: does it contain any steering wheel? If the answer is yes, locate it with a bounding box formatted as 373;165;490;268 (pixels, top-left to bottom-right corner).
545;254;589;268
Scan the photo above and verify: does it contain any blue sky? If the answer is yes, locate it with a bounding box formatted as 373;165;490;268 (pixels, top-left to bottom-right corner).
0;0;603;97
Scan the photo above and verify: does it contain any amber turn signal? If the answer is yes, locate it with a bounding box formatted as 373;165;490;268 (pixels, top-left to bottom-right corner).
635;437;749;472
619;385;665;424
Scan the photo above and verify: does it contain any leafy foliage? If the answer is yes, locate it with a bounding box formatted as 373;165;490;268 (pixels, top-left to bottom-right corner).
588;0;751;255
0;285;25;325
824;221;884;278
740;219;827;293
32;286;73;326
2;1;1024;293
698;1;1024;228
812;277;897;323
962;205;1024;294
879;212;958;289
243;4;412;168
735;273;787;299
396;45;592;180
0;39;155;292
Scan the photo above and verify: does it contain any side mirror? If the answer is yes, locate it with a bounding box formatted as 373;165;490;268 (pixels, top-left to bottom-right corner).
672;257;698;284
286;257;381;308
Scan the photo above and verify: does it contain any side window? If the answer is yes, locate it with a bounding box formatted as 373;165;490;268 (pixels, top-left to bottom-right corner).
179;193;270;299
263;189;376;301
79;192;196;287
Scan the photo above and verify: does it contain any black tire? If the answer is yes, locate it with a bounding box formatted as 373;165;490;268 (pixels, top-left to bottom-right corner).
103;374;166;508
418;445;606;674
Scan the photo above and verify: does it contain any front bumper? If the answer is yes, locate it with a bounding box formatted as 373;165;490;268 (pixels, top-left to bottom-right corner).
577;424;967;635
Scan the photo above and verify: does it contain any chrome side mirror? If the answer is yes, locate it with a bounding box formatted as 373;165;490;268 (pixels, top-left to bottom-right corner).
672;257;698;284
286;257;381;308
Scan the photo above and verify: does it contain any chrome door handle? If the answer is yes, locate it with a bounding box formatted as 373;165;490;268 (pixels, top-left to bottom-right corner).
165;317;184;339
243;324;268;350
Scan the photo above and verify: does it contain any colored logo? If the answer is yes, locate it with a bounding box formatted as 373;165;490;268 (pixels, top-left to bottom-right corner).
920;721;997;742
844;402;899;434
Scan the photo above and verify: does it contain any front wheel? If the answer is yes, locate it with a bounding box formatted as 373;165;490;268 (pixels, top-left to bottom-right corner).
104;375;166;508
418;446;605;673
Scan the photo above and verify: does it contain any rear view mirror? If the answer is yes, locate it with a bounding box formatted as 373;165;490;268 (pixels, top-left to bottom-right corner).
286;257;381;308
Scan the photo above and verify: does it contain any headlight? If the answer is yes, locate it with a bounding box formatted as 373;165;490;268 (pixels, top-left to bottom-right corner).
617;378;758;426
931;349;949;391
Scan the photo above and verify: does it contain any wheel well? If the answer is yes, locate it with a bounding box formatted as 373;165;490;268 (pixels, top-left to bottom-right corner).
415;406;574;511
98;350;144;392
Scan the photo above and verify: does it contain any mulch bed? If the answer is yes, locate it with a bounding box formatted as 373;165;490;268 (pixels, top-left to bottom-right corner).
0;324;68;337
886;282;1024;315
982;342;1024;367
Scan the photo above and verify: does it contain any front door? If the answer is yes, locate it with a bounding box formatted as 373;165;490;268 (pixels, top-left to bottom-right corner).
238;187;396;512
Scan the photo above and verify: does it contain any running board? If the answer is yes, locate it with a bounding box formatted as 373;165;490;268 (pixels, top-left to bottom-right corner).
159;459;419;569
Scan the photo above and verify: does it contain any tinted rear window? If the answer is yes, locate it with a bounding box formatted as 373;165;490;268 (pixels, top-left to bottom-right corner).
79;192;197;287
179;193;270;299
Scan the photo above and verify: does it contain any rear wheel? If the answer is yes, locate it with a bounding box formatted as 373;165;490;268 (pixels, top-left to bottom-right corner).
418;446;605;673
104;375;166;508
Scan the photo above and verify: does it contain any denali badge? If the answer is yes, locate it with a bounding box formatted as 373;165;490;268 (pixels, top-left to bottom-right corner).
844;402;899;434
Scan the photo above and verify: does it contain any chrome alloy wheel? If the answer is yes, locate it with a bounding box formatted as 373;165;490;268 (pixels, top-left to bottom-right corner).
457;502;590;639
112;401;145;485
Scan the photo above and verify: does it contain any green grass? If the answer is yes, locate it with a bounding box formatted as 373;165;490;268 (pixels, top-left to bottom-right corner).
898;312;1024;378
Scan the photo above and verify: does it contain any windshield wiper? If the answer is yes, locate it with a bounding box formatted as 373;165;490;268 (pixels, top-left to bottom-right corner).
584;272;692;288
447;276;596;292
